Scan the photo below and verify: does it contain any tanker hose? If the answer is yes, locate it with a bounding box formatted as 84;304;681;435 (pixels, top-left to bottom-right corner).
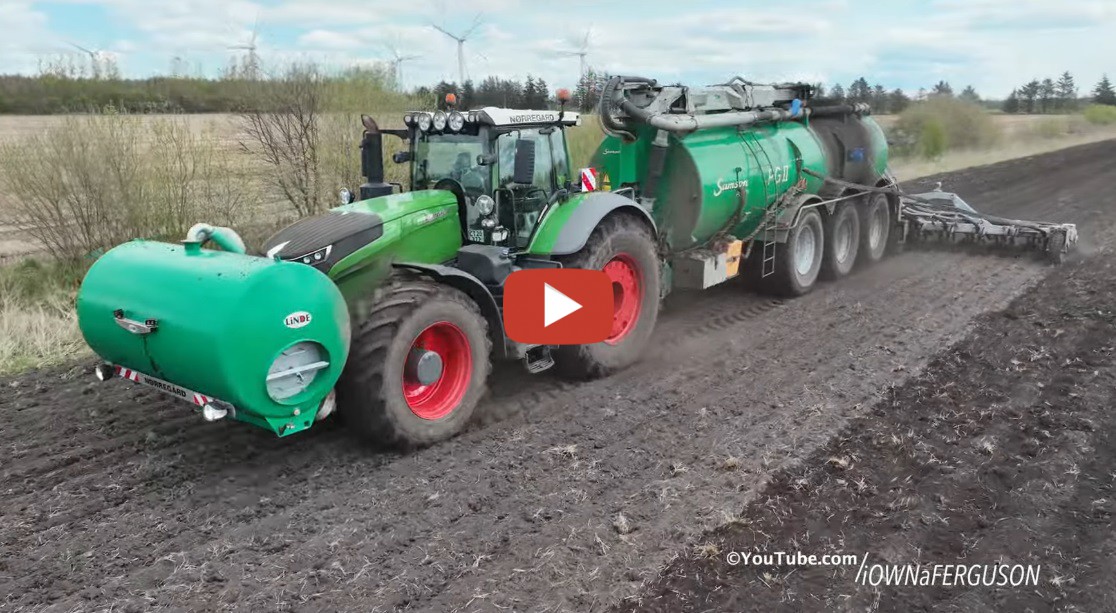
598;76;637;142
185;223;247;254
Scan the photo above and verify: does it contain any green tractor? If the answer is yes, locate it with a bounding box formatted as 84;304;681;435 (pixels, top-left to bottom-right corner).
77;76;1076;447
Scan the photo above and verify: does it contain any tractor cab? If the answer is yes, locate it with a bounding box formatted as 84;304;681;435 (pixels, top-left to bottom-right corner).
359;102;582;250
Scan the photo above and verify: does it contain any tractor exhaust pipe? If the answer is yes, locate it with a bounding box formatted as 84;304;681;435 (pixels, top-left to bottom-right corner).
359;114;394;200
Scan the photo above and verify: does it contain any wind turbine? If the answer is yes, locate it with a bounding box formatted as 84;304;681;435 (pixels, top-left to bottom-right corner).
228;19;261;79
558;27;592;82
68;42;105;79
430;14;483;84
385;44;421;91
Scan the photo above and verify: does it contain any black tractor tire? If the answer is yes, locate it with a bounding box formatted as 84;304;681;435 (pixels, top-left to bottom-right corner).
765;208;825;297
859;192;892;264
337;277;491;448
820;203;860;280
554;214;661;380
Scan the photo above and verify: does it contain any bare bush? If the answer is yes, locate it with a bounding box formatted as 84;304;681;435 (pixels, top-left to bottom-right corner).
0;111;252;262
239;64;326;216
238;64;422;217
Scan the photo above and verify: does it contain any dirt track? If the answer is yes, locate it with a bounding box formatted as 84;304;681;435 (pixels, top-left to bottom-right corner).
2;140;1115;612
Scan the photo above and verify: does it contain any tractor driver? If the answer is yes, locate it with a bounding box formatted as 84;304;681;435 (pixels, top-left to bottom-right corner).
451;151;486;192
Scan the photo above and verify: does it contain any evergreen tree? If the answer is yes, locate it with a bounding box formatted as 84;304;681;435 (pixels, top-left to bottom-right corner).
574;68;607;112
830;83;846;102
888;88;911;113
958;85;980;104
1002;89;1021;114
931;80;954;97
532;77;550;108
522;75;537;109
872;84;888;112
847;77;871;103
1056;71;1077;111
1039;78;1056;113
461;79;476;109
1093;74;1116;105
1019;80;1041;113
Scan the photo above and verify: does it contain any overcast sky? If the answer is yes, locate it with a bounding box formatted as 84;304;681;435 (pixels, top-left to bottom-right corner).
3;0;1114;98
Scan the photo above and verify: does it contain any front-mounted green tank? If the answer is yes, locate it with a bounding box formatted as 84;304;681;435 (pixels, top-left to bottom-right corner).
78;239;351;436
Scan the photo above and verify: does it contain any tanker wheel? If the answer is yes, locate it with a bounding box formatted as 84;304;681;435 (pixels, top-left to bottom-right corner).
554;214;661;380
766;208;824;297
337;278;491;448
859;193;891;264
820;203;860;280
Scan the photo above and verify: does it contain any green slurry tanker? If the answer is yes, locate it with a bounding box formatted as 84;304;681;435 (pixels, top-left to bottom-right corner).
77;76;1078;447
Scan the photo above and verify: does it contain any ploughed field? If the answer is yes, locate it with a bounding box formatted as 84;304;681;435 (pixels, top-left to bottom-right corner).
2;141;1115;612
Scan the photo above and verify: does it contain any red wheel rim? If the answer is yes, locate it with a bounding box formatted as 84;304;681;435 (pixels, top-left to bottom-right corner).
603;254;642;345
402;322;473;420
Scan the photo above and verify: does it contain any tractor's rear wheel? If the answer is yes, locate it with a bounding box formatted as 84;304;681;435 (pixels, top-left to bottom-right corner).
821;203;860;279
337;278;491;448
766;208;824;297
554;214;660;379
859;193;891;264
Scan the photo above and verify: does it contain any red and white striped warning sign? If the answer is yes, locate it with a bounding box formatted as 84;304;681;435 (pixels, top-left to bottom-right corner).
580;167;599;192
115;365;141;382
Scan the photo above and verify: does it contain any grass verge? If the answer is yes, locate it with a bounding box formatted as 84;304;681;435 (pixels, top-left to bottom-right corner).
0;259;87;374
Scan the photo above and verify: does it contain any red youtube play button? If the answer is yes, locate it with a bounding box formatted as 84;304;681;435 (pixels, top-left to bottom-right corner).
504;269;614;345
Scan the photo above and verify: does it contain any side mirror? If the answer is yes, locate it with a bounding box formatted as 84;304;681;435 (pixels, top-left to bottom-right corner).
476;153;497;166
392;151;412;163
513;139;536;185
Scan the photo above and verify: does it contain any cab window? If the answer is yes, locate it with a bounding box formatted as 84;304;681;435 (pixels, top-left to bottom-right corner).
548;127;570;186
497;128;555;191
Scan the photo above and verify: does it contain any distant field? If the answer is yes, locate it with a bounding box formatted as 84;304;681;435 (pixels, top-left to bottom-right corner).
0;112;1112;260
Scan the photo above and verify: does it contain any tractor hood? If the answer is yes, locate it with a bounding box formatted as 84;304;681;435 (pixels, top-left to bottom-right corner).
262;190;458;273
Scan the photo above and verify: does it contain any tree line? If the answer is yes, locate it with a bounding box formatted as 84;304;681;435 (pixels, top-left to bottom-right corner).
416;74;554;112
4;62;1115;117
1002;72;1116;113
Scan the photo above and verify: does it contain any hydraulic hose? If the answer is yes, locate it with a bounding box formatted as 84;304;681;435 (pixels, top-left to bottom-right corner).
185;223;248;254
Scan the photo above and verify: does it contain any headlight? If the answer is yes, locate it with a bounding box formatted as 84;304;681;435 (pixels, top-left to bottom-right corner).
448;111;465;132
266;341;330;402
417;113;432;132
475;194;495;216
433;111;448;131
339;187;353;204
403;113;413;125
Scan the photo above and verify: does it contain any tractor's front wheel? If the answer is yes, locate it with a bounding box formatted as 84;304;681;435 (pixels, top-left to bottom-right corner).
337;278;491;448
554;214;660;379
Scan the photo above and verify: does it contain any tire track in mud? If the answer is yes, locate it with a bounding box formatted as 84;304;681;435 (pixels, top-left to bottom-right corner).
2;140;1115;612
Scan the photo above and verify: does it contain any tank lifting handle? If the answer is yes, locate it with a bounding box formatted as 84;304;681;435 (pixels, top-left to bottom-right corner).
113;309;158;335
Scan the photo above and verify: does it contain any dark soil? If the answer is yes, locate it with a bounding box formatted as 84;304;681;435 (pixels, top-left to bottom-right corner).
2;141;1115;612
615;241;1116;613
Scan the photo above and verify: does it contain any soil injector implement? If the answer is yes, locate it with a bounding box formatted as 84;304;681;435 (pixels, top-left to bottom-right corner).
77;77;1078;447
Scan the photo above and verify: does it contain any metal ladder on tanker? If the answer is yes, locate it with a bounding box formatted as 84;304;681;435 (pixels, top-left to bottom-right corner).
760;203;783;278
740;135;786;279
758;178;806;278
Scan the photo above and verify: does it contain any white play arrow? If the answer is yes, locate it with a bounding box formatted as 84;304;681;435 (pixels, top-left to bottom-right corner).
543;283;582;327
